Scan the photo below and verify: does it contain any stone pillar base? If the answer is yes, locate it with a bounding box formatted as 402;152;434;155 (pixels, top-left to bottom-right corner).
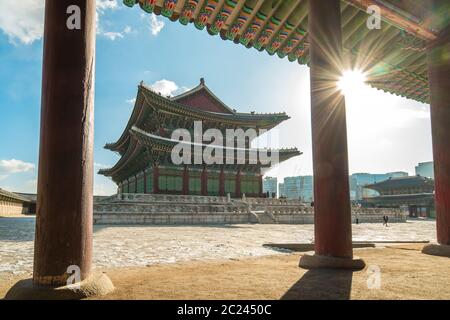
299;252;366;270
422;244;450;258
5;273;114;300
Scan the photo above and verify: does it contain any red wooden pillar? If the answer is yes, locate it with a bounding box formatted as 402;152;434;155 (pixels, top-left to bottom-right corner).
427;32;450;246
143;170;147;194
201;166;208;196
153;164;159;194
183;165;189;195
258;174;263;198
219;166;225;196
306;0;356;263
236;168;242;198
33;0;96;286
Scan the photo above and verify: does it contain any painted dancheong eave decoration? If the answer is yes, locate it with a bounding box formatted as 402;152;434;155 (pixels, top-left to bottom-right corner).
123;0;449;104
100;79;300;197
105;78;290;155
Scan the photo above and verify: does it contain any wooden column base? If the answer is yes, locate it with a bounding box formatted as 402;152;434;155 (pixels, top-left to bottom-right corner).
5;273;114;300
422;244;450;258
299;252;366;270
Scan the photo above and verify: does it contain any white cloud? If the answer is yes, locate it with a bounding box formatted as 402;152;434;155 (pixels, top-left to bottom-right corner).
178;86;192;94
124;25;132;34
94;182;117;196
0;159;35;175
126;98;136;105
128;81;188;104
150;80;179;97
94;162;110;169
0;0;45;45
148;14;164;36
24;179;38;193
148;80;192;97
0;0;121;45
94;175;117;196
97;0;118;12
101;25;132;40
102;31;123;40
97;21;133;41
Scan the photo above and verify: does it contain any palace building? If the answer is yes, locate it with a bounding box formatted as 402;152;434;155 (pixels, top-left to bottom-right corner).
100;79;300;197
362;175;435;218
0;188;36;217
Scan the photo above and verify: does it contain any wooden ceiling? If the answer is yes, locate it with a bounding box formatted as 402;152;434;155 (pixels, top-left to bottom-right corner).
124;0;450;104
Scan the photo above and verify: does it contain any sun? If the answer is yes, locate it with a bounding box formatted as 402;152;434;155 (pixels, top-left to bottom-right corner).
338;70;367;95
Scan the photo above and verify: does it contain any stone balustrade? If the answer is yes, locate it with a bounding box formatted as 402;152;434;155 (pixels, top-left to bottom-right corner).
93;193;407;225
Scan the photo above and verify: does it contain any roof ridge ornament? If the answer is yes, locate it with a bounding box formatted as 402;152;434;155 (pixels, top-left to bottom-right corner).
200;77;205;85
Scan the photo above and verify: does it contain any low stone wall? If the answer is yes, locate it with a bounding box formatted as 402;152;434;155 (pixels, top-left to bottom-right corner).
94;194;249;225
273;209;406;224
97;193;230;204
0;202;29;217
93;194;407;225
94;212;250;225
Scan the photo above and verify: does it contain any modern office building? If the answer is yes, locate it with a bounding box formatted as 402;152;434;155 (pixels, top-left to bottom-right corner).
278;183;286;198
282;176;301;199
298;176;314;202
263;176;278;198
278;176;313;202
415;161;434;179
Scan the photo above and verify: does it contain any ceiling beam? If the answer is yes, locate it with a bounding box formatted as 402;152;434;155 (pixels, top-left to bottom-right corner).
344;0;438;42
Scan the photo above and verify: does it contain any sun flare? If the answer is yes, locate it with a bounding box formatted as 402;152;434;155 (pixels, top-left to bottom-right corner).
338;70;367;95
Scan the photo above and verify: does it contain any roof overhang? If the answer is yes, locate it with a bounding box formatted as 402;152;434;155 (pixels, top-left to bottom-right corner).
123;0;450;104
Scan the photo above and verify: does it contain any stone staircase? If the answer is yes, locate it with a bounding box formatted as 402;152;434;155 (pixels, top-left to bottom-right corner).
250;210;278;224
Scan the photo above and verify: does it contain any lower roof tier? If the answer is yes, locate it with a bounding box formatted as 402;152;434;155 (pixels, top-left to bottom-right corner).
99;126;301;182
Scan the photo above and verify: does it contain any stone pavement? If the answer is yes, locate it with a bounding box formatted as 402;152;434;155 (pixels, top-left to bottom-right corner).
0;217;436;279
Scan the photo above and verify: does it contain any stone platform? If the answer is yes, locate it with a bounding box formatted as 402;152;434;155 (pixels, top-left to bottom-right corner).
93;193;407;225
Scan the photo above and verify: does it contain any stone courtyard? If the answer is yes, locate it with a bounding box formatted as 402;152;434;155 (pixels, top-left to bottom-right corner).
0;217;436;281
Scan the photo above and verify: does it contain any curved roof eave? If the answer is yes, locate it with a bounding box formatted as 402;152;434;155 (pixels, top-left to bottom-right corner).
104;81;292;155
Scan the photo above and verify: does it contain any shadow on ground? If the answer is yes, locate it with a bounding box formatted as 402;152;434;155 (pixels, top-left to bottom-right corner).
281;269;354;300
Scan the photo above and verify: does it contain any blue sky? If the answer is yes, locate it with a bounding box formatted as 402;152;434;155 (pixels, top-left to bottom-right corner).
0;0;433;195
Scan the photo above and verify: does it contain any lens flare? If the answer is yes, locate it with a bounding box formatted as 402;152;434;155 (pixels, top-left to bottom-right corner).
338;70;367;95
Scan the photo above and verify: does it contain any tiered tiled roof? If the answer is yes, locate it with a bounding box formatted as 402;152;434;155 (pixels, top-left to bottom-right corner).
105;79;290;154
0;188;32;203
365;175;435;192
101;79;300;182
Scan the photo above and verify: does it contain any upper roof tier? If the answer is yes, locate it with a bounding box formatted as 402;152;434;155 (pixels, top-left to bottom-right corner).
123;0;450;104
0;188;32;203
105;79;291;154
